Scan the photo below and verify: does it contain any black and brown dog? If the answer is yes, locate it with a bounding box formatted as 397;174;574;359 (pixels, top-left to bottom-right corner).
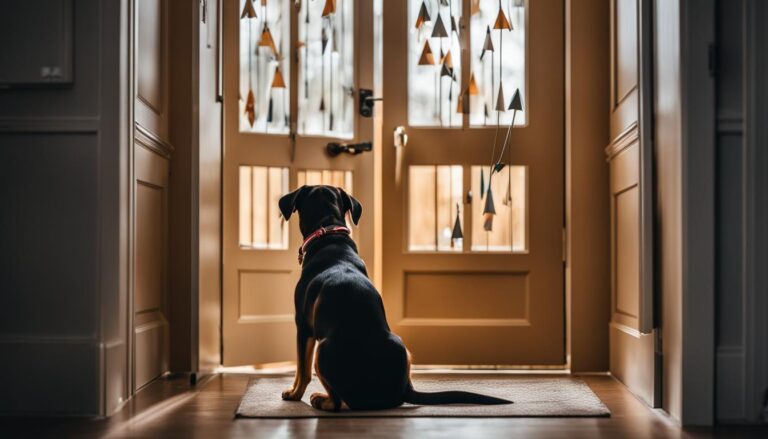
278;185;511;411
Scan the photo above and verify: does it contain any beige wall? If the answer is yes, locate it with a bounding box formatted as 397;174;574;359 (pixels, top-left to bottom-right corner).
565;0;611;373
0;0;129;415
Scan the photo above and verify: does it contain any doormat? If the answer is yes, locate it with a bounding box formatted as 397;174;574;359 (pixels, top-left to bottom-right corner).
235;376;611;418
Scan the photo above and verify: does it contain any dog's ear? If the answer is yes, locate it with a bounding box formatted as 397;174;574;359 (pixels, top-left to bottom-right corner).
279;186;309;221
338;188;362;225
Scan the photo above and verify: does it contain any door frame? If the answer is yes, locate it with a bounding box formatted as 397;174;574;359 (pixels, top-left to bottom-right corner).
679;0;715;425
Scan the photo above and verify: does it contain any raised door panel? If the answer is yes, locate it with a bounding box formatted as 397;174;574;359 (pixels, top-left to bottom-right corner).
133;143;170;390
611;0;639;139
135;0;168;140
610;141;640;329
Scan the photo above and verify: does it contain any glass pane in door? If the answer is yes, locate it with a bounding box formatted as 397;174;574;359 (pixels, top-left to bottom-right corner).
239;166;289;249
469;0;526;126
408;165;463;251
470;165;527;251
297;0;355;138
408;0;463;127
238;0;291;134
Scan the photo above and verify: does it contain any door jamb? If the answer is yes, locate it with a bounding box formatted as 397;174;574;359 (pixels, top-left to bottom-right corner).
679;0;716;426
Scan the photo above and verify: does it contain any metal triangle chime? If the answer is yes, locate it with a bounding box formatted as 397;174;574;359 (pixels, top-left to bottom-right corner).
415;1;431;29
418;40;435;65
322;0;336;17
241;0;258;19
243;12;256;127
451;203;463;247
481;1;518;232
259;25;278;56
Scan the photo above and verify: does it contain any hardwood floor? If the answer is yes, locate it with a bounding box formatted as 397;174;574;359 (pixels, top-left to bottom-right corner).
1;373;766;438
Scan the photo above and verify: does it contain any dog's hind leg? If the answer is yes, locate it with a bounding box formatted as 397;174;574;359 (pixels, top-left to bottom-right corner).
282;331;315;401
310;340;342;411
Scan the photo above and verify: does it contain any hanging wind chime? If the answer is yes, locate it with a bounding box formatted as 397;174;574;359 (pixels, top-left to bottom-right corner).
482;0;514;232
242;0;258;127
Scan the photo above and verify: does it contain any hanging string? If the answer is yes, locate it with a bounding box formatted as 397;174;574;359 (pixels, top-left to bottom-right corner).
448;0;453;127
249;18;253;90
490;0;503;181
304;2;309;100
264;1;269;133
330;17;334;132
340;0;347;130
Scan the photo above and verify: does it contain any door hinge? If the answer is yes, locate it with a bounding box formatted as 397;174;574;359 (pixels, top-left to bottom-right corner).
562;227;567;263
708;42;718;78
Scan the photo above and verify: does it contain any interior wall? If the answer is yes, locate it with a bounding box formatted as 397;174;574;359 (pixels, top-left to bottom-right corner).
715;0;768;424
565;0;611;373
0;0;128;416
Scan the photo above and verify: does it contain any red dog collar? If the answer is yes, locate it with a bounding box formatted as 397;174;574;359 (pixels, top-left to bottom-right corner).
298;225;351;265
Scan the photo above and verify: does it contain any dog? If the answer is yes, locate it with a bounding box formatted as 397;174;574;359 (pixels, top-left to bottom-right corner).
278;185;511;411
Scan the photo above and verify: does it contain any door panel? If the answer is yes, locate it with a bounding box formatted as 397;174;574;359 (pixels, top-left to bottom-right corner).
223;0;375;366
134;143;170;390
381;0;565;365
607;0;656;407
132;0;170;391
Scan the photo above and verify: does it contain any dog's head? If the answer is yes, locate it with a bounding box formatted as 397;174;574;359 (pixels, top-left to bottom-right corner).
278;185;362;237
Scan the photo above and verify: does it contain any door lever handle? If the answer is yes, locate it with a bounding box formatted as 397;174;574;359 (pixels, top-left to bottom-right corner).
359;89;383;117
326;141;373;157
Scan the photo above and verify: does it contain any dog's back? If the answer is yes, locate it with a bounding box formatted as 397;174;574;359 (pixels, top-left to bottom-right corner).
307;242;411;410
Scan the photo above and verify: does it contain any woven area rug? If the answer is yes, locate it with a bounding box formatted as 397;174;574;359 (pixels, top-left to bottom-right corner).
235;376;610;418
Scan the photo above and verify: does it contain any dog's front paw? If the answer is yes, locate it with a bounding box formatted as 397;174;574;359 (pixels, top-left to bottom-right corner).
310;392;339;411
282;388;303;401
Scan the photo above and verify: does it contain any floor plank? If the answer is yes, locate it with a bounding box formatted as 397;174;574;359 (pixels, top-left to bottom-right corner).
1;373;766;438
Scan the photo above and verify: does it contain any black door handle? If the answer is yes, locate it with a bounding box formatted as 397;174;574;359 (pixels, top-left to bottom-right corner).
359;89;383;117
326;141;373;157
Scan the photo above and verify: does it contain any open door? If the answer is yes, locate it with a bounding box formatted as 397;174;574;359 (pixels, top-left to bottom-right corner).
222;0;375;366
379;0;565;365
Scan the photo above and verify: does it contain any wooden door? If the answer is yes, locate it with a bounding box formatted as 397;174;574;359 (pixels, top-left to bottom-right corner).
607;0;656;407
133;0;171;390
222;0;375;366
380;0;565;365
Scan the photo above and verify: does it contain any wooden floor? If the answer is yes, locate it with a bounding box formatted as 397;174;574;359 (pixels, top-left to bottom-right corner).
1;373;766;438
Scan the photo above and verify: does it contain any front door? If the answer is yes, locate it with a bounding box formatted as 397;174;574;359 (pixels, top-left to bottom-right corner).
222;0;375;366
380;0;565;365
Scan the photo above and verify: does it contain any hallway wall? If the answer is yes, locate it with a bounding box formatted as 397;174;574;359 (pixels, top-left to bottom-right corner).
0;0;128;415
714;0;768;423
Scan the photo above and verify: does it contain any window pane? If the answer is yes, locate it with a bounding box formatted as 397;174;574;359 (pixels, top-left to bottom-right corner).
239;0;291;134
471;165;527;251
408;0;463;127
409;165;463;251
239;165;289;249
297;0;355;138
469;0;526;126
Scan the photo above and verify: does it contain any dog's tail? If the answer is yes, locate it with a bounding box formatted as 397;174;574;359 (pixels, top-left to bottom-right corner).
402;384;512;405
